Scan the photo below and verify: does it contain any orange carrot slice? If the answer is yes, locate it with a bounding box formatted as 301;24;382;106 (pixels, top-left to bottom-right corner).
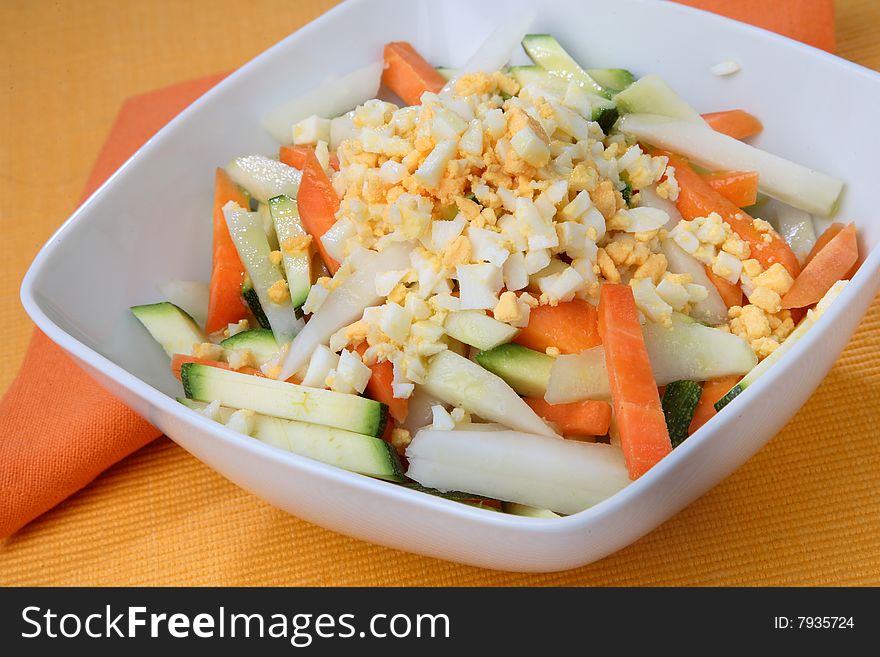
701;170;759;207
701;109;763;140
171;354;264;381
205;168;250;334
662;151;801;278
297;150;341;274
705;266;743;308
806;223;845;265
513;299;601;355
688;375;741;435
355;343;408;422
381;41;446;106
171;354;231;381
598;284;671;479
524;397;612;437
782;223;858;309
279;145;339;171
805;223;859;279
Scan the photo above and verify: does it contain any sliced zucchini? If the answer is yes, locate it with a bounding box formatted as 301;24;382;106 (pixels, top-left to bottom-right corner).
715;281;848;411
508;64;618;125
257;203;280;250
277;241;414;381
508;65;569;95
399;482;497;503
614;74;703;121
131;302;206;357
587;68;635;93
224;202;303;344
181;362;388;437
179;399;402;481
226;155;302;204
521;34;610;98
406;428;630;515
643;313;757;384
618;114;844;217
268;194;312;314
661;380;702;448
242;277;270;330
444;311;519;351
544;346;610;404
219;328;279;365
474;343;554;398
423;350;556;438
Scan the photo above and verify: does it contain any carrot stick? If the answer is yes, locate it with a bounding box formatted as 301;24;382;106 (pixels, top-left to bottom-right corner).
661;151;801;278
806;223;844;265
355;343;409;422
381;41;447;106
701;170;759;207
513;299;601;355
701;109;763;140
205;168;250;334
297;150;341;274
782;223;858;309
598;284;671;479
171;354;231;381
705;266;743;308
806;223;859;280
524;397;612;437
279;145;339;171
688;375;741;435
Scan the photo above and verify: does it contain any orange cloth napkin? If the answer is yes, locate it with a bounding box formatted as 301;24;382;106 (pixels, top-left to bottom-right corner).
0;2;835;539
0;74;226;538
672;0;835;51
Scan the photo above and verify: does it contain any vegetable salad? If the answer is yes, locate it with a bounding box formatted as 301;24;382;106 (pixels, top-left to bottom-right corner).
132;31;859;517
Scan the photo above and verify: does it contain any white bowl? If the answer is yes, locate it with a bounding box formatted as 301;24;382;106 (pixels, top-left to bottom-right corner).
21;0;880;572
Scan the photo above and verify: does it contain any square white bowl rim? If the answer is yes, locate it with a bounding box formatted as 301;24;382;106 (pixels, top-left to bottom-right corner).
18;0;880;568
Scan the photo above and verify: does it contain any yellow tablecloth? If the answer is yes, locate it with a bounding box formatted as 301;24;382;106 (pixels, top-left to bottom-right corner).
1;0;878;585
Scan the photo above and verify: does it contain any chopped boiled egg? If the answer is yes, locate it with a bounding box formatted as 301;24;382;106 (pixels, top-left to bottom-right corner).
456;263;504;310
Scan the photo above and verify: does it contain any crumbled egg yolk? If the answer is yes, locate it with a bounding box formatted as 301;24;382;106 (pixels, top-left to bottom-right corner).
282;234;312;255
267;279;290;304
287;67;777;391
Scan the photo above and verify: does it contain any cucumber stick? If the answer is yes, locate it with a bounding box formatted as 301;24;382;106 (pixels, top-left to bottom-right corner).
268;194;312;314
225;155;301;204
444;311;519;351
661;380;702;448
587;68;634;93
242;277;270;330
618;114;844;217
614;74;703;122
521;35;610;98
219;328;279;365
179;399;402;481
277;241;414;381
406;428;630;514
715;281;848;411
223;201;303;344
181;362;388;437
423;350;556;438
642;313;757;384
544;346;610;403
474;343;554;398
508;65;619;128
131;302;206;357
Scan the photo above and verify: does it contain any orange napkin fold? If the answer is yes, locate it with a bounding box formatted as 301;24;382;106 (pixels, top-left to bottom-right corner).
0;74;226;539
0;2;835;539
672;0;835;52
